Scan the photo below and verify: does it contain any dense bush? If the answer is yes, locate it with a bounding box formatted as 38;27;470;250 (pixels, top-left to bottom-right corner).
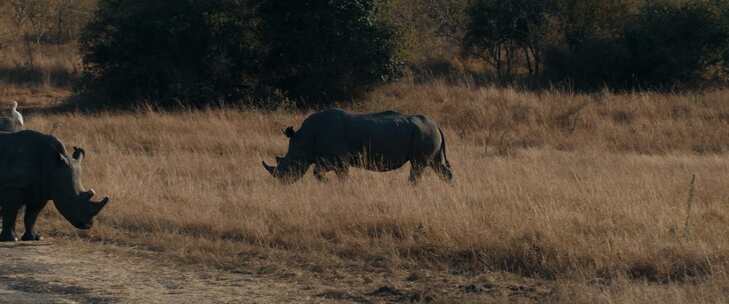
623;2;728;87
79;0;401;107
465;0;729;89
77;0;729;106
79;0;261;106
463;0;549;77
378;0;471;63
258;0;401;105
543;36;632;88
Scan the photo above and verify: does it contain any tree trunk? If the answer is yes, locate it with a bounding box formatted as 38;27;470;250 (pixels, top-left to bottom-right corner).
524;46;533;76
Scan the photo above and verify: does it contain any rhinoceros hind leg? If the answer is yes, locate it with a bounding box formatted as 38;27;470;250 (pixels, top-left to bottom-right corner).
431;162;454;184
21;232;41;241
0;234;17;242
0;206;20;242
335;166;349;181
21;201;47;241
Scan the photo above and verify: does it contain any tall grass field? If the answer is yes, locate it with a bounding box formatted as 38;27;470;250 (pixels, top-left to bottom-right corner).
10;80;729;303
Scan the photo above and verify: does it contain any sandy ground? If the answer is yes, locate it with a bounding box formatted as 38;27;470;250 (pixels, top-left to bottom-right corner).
0;241;323;304
0;240;556;304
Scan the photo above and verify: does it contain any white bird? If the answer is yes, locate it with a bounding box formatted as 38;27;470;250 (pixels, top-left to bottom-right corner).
11;101;23;128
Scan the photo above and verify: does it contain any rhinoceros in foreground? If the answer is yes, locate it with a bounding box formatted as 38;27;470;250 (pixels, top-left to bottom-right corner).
0;130;110;242
262;108;453;184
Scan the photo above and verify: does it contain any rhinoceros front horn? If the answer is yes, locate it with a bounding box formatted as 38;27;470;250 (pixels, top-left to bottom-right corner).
262;161;276;176
91;197;110;217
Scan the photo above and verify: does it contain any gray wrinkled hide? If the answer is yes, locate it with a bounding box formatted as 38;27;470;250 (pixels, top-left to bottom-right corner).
263;108;453;184
0;130;109;242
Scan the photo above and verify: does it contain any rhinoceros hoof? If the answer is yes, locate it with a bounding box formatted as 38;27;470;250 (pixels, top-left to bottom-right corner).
21;233;42;241
0;233;18;242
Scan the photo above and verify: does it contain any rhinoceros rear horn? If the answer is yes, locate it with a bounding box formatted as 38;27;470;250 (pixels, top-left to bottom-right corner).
275;156;284;163
262;161;276;175
72;146;85;161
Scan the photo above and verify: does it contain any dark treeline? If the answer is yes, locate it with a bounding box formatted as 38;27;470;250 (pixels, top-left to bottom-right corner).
463;0;729;90
79;0;400;107
77;0;729;107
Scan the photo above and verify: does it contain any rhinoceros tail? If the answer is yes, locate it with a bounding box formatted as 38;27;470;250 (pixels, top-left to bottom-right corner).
438;127;451;168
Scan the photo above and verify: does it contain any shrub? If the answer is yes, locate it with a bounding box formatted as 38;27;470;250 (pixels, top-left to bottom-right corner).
78;0;261;106
623;1;729;87
463;0;549;78
258;0;401;106
465;0;729;89
543;36;632;89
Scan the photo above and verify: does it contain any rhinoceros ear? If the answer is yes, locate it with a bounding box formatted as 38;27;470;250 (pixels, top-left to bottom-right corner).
72;147;85;161
282;127;296;138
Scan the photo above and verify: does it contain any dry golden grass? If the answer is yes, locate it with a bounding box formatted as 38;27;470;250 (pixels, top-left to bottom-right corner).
362;78;729;155
0;42;80;110
8;80;729;302
0;43;80;88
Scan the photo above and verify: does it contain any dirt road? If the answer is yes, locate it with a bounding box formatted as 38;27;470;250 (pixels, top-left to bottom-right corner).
0;241;319;304
0;240;557;303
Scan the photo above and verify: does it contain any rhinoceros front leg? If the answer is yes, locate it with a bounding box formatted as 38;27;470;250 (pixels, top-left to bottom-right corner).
430;159;454;184
0;206;20;242
21;201;48;241
408;161;426;185
313;164;329;182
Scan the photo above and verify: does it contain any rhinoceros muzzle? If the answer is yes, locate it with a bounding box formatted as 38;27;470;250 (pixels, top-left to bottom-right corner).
73;221;93;230
86;189;110;217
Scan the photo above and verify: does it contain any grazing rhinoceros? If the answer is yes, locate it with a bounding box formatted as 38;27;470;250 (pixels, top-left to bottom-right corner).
262;108;453;184
0;130;110;242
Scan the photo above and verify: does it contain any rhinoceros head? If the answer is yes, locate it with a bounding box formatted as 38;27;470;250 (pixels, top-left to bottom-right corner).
262;155;309;184
283;127;295;138
51;146;110;229
262;126;311;183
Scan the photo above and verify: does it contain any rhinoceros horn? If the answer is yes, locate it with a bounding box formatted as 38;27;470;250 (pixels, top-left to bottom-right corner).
87;188;110;217
262;161;276;175
275;156;284;163
91;197;110;217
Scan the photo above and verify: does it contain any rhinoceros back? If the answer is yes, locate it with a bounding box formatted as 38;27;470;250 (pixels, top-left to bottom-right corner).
0;130;64;199
300;109;433;170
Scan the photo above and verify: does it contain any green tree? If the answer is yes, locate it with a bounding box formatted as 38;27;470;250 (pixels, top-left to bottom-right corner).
79;0;261;106
624;1;729;86
258;0;401;105
463;0;550;78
